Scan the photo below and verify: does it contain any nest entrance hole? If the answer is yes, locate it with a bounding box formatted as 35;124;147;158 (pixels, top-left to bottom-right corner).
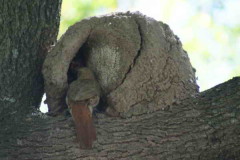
67;43;89;84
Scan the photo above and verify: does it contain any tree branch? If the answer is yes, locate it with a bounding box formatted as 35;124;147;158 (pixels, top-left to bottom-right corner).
2;77;240;159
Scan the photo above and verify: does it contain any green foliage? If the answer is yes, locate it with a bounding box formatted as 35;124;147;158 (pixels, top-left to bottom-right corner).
59;0;117;37
180;0;240;90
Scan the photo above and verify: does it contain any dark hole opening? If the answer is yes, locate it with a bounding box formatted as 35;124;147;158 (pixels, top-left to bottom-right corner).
67;43;88;84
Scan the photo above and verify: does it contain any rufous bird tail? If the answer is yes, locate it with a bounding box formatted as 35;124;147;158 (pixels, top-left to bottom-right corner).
71;104;96;149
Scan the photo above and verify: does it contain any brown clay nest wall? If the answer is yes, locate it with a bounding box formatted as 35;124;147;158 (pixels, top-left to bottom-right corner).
42;12;199;117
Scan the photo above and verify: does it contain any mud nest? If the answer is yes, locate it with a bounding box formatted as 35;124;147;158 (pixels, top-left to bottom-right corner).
42;11;199;117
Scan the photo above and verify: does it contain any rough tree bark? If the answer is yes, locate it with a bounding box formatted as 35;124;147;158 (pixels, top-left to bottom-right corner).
1;9;240;160
0;0;61;158
0;0;61;116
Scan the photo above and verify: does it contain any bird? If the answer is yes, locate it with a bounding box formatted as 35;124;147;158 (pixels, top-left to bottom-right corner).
66;67;100;149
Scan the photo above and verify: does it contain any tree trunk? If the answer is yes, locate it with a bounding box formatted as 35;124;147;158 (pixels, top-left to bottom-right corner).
1;7;240;160
0;1;61;117
0;0;61;158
